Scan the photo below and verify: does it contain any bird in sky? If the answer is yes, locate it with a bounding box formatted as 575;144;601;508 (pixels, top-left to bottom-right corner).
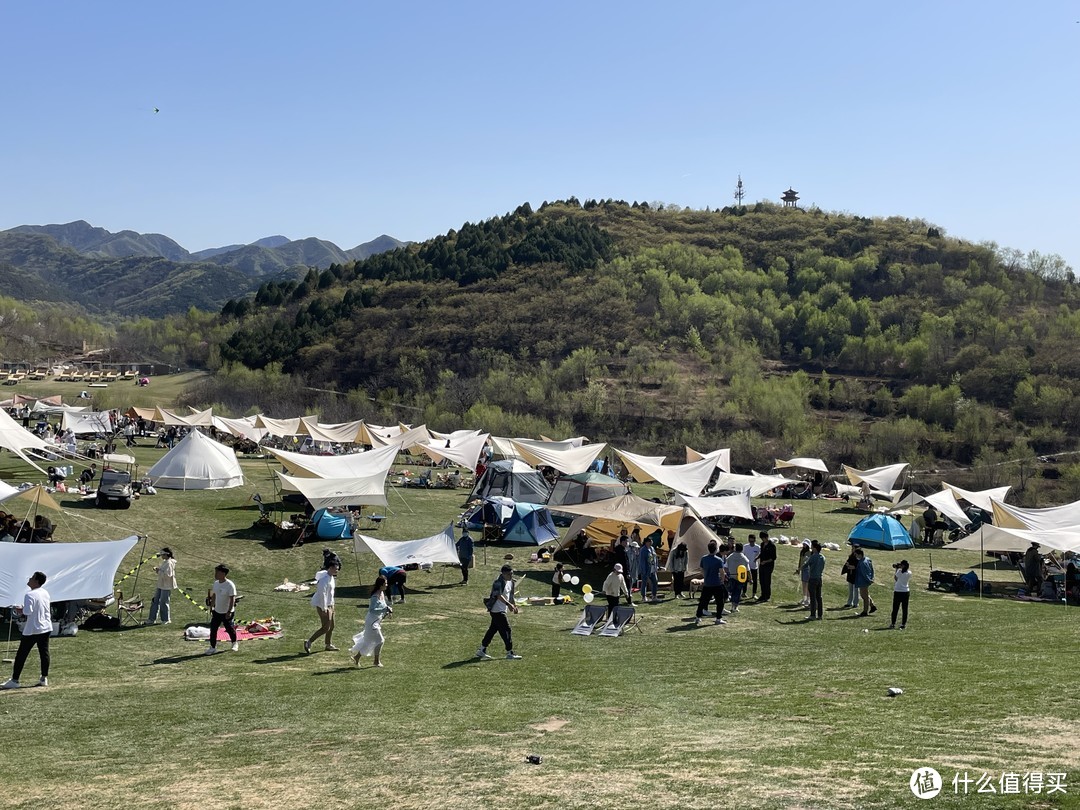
153;107;160;113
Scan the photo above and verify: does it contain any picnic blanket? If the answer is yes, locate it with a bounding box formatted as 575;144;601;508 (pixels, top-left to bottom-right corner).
184;618;283;642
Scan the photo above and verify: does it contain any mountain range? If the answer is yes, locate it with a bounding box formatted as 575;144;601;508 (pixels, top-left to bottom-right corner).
0;221;404;317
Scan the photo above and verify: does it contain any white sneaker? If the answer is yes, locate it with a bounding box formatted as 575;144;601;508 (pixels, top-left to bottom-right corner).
204;647;219;655
714;618;727;625
1;679;19;689
732;606;740;613
476;648;492;660
37;677;48;687
162;620;171;625
695;617;703;627
701;610;713;617
230;642;239;652
506;652;522;660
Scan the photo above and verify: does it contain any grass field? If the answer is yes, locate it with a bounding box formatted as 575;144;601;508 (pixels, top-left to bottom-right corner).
0;444;1077;810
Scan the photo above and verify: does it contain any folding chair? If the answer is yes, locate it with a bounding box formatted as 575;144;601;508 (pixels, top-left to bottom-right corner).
115;590;144;626
599;605;640;637
571;605;608;636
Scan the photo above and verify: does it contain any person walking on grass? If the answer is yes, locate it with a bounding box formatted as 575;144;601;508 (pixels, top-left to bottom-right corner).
602;562;631;621
669;541;689;598
889;560;912;629
2;571;51;689
205;564;238;654
476;564;521;660
855;549;877;617
146;547;177;625
804;540;826;620
456;530;474;585
796;540;811;607
695;541;728;627
351;575;392;667
304;560;339;653
757;531;776;602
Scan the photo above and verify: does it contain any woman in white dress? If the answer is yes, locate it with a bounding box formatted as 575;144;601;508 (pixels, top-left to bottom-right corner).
351;575;392;668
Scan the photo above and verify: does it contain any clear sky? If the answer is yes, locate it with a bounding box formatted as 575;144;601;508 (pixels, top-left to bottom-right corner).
3;2;1078;269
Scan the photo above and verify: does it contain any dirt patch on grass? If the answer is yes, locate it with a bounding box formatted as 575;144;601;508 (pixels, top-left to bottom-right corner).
530;717;570;732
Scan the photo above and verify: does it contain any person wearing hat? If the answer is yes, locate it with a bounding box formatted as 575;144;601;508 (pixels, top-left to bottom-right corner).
602;562;631;621
205;564;238;654
804;540;826;620
476;564;521;660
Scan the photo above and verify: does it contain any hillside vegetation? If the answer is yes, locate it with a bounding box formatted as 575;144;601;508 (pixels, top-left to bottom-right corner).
207;200;1077;482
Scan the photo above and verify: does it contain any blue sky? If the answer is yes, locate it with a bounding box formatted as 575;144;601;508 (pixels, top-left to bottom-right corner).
3;2;1078;269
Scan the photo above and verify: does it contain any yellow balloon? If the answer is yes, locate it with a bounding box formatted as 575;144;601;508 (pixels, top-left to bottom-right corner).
737;565;748;584
582;584;593;594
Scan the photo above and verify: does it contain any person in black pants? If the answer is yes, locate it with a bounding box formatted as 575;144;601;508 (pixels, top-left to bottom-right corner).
757;531;776;602
476;565;521;660
695;541;728;626
2;571;51;689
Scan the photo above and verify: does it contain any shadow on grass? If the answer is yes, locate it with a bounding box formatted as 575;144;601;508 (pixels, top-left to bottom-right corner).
664;618;703;633
143;652;214;665
313;666;361;676
223;526;274;542
442;657;487;669
250;652;311;665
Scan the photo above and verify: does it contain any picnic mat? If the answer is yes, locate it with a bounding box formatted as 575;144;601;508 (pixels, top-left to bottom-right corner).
184;618;283;642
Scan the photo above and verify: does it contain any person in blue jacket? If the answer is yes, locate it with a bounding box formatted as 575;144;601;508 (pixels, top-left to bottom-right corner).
379;565;408;603
855;548;877;617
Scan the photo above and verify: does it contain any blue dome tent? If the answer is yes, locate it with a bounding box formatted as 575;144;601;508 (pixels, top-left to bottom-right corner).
847;513;913;551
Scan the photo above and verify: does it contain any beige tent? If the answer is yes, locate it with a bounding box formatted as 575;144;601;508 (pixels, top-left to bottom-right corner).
555;493;683;550
666;514;728;577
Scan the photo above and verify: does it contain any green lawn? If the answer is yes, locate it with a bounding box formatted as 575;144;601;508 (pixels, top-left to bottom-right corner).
0;447;1077;810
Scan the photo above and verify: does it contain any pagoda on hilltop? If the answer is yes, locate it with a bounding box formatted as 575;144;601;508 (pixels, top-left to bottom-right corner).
781;187;800;208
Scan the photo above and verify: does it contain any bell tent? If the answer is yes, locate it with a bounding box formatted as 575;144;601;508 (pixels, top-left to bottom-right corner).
146;429;244;490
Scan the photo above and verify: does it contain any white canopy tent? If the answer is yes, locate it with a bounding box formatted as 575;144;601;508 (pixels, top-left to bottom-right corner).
354;524;459;567
0;406;50;474
153;407;196;427
615;449;717;497
555;493;684;550
0;536;139;603
298;418;367;445
213;415;269;444
510;439;605;476
429;428;483;442
268;444;399;482
183;407;215;427
539;435;588;448
368;424;430;452
836;482;904;503
920;489;973;530
686;446;732;473
254;414;316;437
943;523;1080;555
416;432;491;470
146;429;244;490
276;472;388;508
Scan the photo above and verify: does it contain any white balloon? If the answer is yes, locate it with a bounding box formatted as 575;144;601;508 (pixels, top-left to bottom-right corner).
583;592;594;603
570;576;580;585
562;574;571;583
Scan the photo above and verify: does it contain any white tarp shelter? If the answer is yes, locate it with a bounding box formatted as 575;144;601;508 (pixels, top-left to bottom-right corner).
510;439;605;476
276;472;388;507
254;414;317;437
368;424;429;452
61;410;113;435
213;415;268;444
775;457;830;474
943;523;1080;555
710;471;801;498
0;406;50;474
556;493;684;550
920;489;972;530
942;483;1011;513
0;536;139;603
354;524;459;567
146;429;244;490
615;449;717;497
416;432;491;470
298;418;367;445
268;444;399;482
686;447;732;473
676;492;754;521
991;499;1080;531
843;463;909;494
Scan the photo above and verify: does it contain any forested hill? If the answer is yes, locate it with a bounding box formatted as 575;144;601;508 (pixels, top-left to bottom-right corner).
213;199;1080;475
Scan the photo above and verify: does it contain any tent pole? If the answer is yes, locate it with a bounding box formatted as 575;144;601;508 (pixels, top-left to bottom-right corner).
127;534;150;599
979;523;984;599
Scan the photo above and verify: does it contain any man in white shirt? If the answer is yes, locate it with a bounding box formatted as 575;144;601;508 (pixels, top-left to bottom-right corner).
2;571;52;688
206;564;239;655
743;534;761;600
304;561;339;653
476;565;521;660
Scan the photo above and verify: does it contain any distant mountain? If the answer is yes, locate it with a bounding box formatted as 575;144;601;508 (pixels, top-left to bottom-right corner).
2;222;404;272
10;220;191;261
0;222;405;316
